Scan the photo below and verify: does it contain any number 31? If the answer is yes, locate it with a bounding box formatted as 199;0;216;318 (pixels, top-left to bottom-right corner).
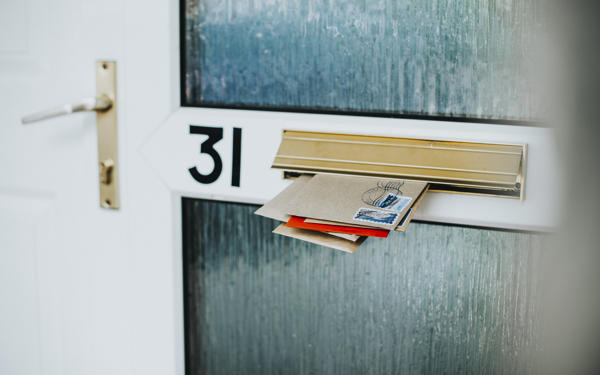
188;125;242;187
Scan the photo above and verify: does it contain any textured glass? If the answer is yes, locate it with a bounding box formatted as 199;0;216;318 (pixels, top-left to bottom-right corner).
182;199;544;374
183;0;540;120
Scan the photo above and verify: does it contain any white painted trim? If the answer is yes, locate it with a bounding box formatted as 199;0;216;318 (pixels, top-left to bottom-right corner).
143;107;559;232
129;2;560;375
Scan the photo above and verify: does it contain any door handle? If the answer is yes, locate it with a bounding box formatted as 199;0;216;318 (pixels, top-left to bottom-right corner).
21;95;112;124
21;61;120;209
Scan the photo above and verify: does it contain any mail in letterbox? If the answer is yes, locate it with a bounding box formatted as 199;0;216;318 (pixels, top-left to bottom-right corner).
286;174;428;230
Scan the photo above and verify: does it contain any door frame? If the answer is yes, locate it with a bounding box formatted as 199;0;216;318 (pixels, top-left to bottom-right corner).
125;1;558;374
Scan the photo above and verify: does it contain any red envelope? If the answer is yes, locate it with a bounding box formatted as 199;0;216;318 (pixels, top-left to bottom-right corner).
285;216;389;238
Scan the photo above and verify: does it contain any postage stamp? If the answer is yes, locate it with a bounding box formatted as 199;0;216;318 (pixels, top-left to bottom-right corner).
376;193;412;212
353;207;399;225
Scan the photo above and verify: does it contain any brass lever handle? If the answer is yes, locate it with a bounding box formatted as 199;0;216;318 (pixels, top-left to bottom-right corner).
19;61;120;209
21;94;112;124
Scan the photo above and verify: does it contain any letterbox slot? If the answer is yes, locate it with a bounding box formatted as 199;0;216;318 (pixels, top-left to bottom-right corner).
273;131;526;200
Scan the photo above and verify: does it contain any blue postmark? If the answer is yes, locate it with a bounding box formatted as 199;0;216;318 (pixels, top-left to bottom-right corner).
353;207;398;225
361;180;405;207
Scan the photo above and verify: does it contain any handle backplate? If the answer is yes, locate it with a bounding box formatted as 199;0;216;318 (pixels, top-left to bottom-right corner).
96;61;120;209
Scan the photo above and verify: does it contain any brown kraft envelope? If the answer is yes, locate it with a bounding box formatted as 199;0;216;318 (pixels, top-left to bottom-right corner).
286;174;428;230
394;184;429;232
273;224;366;253
304;185;428;231
254;174;313;221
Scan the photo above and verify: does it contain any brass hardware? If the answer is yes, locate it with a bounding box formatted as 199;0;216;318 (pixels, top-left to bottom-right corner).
273;131;526;199
99;159;115;185
21;61;120;208
96;61;120;209
21;61;120;209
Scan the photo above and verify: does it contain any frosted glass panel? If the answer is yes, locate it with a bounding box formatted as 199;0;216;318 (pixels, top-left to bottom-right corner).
183;0;539;120
182;199;544;375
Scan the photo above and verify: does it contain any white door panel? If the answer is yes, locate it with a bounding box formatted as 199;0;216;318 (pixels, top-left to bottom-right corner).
0;0;139;374
0;194;47;375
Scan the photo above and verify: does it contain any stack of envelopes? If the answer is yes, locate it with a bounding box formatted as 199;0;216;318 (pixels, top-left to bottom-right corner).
255;174;429;253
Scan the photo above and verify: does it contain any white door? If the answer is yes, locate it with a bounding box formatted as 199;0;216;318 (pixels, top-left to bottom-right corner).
1;0;558;374
0;0;180;374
